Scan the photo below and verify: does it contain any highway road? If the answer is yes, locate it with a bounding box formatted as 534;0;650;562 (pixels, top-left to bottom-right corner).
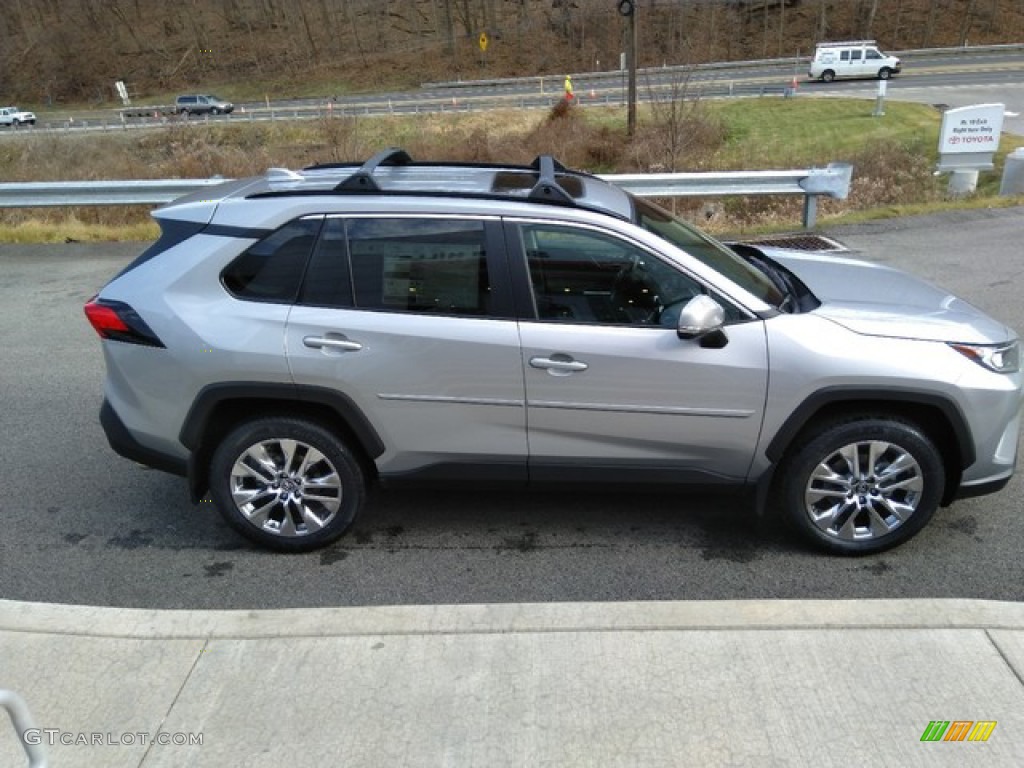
0;207;1022;610
2;44;1021;133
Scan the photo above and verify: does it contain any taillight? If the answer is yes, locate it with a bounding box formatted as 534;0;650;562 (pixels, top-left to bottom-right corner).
84;297;165;347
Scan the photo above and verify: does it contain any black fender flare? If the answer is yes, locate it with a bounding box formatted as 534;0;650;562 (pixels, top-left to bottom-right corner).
180;382;386;501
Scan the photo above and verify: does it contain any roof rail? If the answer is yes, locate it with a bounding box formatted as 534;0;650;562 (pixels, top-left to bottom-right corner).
334;147;413;192
246;150;634;219
527;155;575;205
815;39;878;47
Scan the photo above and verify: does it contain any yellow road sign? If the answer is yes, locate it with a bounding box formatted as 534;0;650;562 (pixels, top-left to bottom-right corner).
479;32;488;52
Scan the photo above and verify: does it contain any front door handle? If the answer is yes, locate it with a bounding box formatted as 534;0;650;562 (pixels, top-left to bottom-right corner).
529;355;588;374
303;335;363;352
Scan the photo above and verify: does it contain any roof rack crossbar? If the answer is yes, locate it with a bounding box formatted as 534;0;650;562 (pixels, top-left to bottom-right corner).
527;155;576;206
335;147;413;192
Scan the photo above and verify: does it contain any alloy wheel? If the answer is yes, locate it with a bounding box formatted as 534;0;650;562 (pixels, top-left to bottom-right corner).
229;438;343;538
803;440;924;543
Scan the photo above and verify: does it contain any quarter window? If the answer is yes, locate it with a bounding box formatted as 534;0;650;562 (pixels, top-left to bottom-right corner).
221;217;321;302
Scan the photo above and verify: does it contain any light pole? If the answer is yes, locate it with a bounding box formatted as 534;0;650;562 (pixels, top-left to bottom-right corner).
619;0;637;136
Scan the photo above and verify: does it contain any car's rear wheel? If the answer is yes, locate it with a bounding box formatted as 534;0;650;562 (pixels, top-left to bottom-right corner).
209;417;365;552
778;415;944;555
821;70;836;83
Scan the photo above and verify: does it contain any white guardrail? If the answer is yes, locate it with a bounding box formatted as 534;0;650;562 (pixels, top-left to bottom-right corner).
0;163;852;228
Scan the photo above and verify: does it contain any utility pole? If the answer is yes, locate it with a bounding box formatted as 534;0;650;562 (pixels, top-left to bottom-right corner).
619;0;637;136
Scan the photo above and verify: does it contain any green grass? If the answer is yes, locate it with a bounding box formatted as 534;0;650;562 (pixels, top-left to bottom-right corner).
714;98;941;166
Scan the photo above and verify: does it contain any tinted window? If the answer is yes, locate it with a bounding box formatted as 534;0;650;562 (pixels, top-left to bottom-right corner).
221;218;321;302
840;51;850;61
851;49;863;60
299;218;353;308
522;223;708;327
866;49;882;60
347;219;491;316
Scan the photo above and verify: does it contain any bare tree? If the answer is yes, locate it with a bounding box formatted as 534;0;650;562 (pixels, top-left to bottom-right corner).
922;0;940;47
816;0;829;40
438;0;456;55
862;0;880;36
959;0;978;45
644;67;708;173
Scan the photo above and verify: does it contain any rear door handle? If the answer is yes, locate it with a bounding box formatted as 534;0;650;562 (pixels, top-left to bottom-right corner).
303;335;363;352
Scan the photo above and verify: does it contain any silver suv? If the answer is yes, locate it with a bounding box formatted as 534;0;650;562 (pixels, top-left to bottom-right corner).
84;150;1022;555
175;94;234;115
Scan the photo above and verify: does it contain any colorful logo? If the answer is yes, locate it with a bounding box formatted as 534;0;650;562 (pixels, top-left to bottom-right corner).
920;721;997;742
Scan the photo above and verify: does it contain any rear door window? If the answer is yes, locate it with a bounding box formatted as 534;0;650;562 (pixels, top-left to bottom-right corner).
348;218;493;316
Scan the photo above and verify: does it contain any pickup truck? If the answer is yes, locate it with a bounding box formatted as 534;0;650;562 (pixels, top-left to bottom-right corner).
0;106;36;127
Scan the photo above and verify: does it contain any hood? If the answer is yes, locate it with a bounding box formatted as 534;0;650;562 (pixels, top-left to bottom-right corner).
761;248;1014;345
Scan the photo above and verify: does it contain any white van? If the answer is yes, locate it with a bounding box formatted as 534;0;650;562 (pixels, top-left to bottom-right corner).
809;40;901;82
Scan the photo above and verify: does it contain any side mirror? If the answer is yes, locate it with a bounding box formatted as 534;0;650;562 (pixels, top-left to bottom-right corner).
677;295;727;347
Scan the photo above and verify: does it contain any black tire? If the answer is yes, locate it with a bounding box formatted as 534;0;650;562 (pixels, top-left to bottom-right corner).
209;417;366;552
821;70;836;83
777;415;944;555
878;68;892;80
210;107;221;115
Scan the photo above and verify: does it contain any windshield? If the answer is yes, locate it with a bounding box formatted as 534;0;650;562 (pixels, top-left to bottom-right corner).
633;197;784;308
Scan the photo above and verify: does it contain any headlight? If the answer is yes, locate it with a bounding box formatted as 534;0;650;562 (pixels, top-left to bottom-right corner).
949;340;1020;373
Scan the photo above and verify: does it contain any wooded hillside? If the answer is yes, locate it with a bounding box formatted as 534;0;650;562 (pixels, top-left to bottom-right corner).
2;1;1021;105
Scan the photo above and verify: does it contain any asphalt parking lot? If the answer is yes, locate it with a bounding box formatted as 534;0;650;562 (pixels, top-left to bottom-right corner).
1;207;1022;609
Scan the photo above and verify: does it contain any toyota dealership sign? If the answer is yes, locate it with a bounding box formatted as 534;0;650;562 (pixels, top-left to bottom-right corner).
937;103;1005;171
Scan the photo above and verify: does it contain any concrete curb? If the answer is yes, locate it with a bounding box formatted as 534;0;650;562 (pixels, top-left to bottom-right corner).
3;598;1024;639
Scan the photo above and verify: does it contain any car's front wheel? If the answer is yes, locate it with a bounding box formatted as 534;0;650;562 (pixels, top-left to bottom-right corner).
878;67;892;80
778;415;945;555
209;417;366;552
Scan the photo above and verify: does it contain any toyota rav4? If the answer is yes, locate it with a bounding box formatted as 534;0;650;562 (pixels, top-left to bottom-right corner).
84;150;1022;555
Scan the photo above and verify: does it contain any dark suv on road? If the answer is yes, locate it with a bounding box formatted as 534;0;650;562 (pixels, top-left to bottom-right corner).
84;150;1022;555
